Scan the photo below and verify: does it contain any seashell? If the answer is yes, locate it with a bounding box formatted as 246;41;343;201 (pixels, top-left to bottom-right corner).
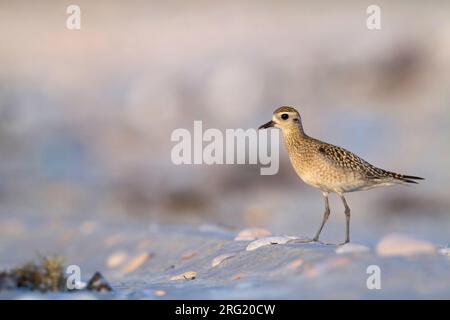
211;253;235;267
376;234;436;257
154;289;166;297
106;251;128;268
121;252;152;274
246;236;298;251
170;271;197;281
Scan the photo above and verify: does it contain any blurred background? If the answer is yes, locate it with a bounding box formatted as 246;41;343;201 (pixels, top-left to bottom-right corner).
0;0;450;262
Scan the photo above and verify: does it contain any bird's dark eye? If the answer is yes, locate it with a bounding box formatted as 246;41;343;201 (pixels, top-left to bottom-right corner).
281;113;289;120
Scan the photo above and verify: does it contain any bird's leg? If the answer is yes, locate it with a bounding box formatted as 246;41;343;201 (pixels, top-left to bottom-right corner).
339;194;351;244
313;192;330;242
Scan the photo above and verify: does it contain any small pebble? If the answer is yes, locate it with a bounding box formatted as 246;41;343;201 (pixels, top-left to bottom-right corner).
336;243;370;254
232;273;245;281
106;251;128;268
286;258;304;270
235;228;272;241
170;271;197;281
211;253;235;267
86;272;112;292
154;289;166;297
181;251;198;261
246;236;298;251
376;233;436;257
122;252;152;274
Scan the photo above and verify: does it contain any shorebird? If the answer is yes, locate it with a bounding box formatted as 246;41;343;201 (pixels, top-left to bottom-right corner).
259;106;423;244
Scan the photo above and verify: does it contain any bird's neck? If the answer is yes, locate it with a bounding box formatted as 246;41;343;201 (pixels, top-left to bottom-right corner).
282;124;308;148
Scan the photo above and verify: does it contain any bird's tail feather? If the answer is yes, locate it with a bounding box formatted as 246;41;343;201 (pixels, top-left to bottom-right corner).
384;172;425;184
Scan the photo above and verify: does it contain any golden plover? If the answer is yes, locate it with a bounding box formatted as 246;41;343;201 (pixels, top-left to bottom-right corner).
259;106;423;244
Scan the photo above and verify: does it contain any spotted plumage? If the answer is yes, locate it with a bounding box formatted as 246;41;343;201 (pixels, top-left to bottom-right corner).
317;143;422;184
259;106;423;244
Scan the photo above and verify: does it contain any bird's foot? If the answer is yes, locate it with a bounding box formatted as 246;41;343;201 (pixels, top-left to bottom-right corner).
312;238;339;246
337;240;350;246
291;237;314;244
246;235;300;251
291;237;348;246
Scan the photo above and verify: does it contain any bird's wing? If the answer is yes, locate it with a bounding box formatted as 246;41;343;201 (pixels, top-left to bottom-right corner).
316;142;424;184
316;143;385;178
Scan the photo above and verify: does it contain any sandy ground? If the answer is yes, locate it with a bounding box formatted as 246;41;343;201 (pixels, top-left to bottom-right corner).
0;214;449;300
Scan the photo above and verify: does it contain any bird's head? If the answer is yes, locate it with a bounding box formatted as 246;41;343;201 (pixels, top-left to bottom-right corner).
258;106;302;131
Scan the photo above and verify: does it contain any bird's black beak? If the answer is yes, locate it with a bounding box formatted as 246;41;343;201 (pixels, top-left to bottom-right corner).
258;120;274;130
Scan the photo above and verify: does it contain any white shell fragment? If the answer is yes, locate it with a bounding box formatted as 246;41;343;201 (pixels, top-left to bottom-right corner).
154;289;166;297
336;243;370;254
121;252;152;274
246;236;298;251
211;253;236;267
235;228;272;241
376;234;436;257
170;271;197;281
286;258;304;270
106;251;128;268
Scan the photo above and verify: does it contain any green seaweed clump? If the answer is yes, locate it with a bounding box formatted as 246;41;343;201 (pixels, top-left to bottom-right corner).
0;256;112;293
0;256;66;292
